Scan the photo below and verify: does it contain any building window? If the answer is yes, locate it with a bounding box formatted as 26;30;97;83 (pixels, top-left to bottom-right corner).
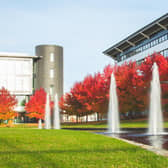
162;36;165;42
50;85;54;95
151;41;154;47
118;33;168;62
163;49;168;57
159;37;162;43
50;53;54;62
50;69;54;78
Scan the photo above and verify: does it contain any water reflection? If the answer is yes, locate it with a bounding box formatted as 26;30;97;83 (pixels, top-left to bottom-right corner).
99;129;168;150
148;136;163;149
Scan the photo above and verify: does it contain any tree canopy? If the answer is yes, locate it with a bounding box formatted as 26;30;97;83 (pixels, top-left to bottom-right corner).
0;87;17;121
60;53;168;119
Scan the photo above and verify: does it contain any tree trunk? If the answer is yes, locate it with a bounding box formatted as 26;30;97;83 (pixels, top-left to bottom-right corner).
76;115;78;123
129;111;134;119
100;114;103;121
97;112;99;121
86;115;88;123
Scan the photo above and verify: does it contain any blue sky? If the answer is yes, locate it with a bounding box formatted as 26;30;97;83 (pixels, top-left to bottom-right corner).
0;0;168;92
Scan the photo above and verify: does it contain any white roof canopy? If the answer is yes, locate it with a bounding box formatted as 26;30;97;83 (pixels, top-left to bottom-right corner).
0;52;38;58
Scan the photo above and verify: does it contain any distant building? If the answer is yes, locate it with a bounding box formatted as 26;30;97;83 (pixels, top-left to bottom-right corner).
0;52;35;103
103;13;168;65
35;45;63;101
0;52;36;122
0;44;64;123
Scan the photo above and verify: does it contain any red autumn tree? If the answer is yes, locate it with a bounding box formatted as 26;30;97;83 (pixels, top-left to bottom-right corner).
140;53;168;113
72;74;108;120
60;52;168;121
117;62;147;116
59;66;112;121
59;71;111;121
59;91;85;122
84;72;109;119
101;62;146;118
0;87;17;121
25;88;53;120
60;80;94;122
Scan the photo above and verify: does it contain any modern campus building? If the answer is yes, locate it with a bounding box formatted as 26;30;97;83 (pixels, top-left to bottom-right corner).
103;13;168;65
0;52;35;113
0;45;63;122
35;45;63;101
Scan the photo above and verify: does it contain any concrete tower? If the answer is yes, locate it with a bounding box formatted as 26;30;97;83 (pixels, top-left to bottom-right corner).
35;45;63;100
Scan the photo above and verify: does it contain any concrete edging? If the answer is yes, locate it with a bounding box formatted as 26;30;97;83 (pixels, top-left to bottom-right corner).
111;136;168;157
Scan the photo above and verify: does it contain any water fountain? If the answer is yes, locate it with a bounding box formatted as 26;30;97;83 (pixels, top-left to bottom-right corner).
101;63;168;151
108;73;120;133
38;119;42;129
44;93;51;129
148;63;164;135
53;93;60;129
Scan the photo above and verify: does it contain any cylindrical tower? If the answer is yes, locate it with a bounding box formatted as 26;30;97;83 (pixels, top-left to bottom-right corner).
35;45;63;100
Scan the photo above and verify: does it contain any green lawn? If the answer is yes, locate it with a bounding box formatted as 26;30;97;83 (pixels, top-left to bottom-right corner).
0;128;168;168
62;121;168;129
12;121;168;129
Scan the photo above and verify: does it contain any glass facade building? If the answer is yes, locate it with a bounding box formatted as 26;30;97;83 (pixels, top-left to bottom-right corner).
0;44;64;123
118;31;168;62
0;53;37;123
0;58;33;95
103;13;168;64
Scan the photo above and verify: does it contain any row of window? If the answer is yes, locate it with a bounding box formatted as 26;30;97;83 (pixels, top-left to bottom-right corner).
50;53;55;95
136;59;144;65
0;60;31;75
119;33;168;62
135;48;168;65
50;53;54;62
160;48;168;57
0;76;31;92
50;69;54;78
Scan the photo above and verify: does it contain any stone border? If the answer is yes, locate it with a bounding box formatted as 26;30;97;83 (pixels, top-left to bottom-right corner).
111;136;168;157
64;128;168;157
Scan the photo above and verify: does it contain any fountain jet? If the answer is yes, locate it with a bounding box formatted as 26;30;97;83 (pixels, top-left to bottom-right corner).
108;73;120;133
148;63;164;135
44;93;51;129
38;119;42;129
53;94;60;129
